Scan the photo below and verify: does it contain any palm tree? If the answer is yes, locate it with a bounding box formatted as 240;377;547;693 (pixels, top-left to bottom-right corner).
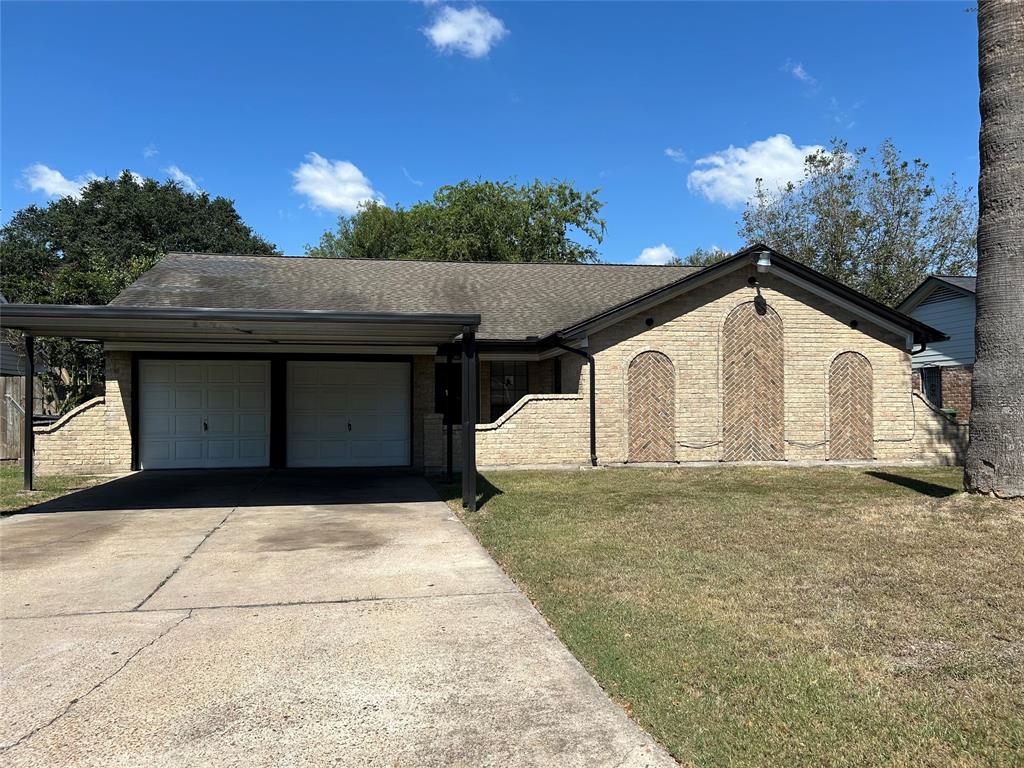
964;0;1024;497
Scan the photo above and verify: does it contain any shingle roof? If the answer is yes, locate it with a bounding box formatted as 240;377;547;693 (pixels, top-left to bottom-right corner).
111;253;699;340
933;275;976;293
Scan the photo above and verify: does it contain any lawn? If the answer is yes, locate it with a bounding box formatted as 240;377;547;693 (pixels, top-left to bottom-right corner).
436;466;1024;767
0;465;105;515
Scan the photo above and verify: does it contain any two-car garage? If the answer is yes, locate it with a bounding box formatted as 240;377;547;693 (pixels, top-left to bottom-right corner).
138;359;411;470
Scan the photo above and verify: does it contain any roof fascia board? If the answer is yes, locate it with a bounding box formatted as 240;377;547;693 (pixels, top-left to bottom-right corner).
768;268;915;350
1;304;481;328
105;342;438;355
555;257;750;341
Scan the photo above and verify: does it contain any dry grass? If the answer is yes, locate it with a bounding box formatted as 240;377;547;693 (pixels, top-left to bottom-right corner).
436;466;1024;767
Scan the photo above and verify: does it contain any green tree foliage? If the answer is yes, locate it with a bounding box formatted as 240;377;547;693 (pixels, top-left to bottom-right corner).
0;172;277;410
670;246;731;267
740;139;977;306
306;179;606;263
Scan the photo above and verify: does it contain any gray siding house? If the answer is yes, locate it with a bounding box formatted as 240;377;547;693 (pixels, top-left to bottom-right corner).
897;275;976;424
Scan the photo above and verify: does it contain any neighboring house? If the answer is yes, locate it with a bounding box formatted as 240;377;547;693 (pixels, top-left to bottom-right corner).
897;275;976;425
2;245;967;502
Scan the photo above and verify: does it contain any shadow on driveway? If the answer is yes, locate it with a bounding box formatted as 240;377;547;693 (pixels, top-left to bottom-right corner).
10;468;442;515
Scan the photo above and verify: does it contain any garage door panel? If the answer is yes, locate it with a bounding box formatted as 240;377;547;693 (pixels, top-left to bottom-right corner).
174;414;204;435
174;440;203;461
174;389;203;409
140;360;270;470
286;361;409;468
238;414;267;435
174;365;204;384
207;441;236;460
207;389;235;410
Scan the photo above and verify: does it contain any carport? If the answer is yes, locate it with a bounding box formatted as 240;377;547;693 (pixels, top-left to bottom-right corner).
0;304;481;509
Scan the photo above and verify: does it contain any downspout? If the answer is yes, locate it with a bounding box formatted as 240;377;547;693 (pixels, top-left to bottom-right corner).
552;340;598;467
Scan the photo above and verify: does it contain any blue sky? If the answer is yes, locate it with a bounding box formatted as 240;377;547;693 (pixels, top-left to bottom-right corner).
2;1;979;264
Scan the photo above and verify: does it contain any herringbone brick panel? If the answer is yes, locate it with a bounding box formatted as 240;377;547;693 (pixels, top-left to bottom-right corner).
829;352;874;459
627;351;675;462
722;302;785;461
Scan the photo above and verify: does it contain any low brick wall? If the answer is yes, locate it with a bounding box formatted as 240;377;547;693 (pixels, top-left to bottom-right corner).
33;351;133;476
424;393;588;472
33;398;119;474
899;392;969;465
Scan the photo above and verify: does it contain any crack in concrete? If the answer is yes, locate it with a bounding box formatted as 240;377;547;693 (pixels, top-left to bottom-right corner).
0;609;194;754
132;473;272;611
4;588;520;620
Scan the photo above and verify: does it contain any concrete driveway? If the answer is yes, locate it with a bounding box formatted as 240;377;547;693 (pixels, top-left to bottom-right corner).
0;470;674;767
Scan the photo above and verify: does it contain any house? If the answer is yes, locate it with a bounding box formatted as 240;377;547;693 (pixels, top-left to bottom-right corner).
897;275;976;424
1;245;967;509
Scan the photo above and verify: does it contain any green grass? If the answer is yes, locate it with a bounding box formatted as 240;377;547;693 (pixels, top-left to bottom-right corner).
0;465;105;515
436;466;1024;767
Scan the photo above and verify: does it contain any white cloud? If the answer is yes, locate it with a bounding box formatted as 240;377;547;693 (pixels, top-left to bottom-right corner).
664;148;687;164
687;134;823;207
635;244;678;266
129;171;145;185
401;166;424;187
424;5;507;58
291;152;382;213
143;143;159;159
164;165;199;193
782;60;816;86
22;163;98;199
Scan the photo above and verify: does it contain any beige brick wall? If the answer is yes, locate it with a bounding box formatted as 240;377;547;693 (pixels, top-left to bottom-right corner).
567;265;958;464
424;393;587;471
34;350;133;475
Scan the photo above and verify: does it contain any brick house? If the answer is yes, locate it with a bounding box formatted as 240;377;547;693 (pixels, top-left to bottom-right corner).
3;245;967;510
897;275;976;425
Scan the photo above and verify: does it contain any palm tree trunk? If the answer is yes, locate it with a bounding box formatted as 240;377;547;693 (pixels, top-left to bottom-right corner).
965;0;1024;497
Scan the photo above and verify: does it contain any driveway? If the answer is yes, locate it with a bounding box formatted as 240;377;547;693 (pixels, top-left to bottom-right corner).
0;470;673;767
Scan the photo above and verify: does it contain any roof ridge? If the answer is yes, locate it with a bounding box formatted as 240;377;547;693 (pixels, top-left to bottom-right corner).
165;251;698;269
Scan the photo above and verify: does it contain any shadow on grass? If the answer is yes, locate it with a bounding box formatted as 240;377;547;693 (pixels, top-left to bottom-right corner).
431;473;503;510
865;471;960;498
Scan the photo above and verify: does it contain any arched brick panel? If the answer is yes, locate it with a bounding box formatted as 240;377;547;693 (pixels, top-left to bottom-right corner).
829;352;874;460
722;301;784;461
627;351;675;462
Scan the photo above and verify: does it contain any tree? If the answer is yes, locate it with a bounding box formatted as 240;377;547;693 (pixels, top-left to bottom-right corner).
306;179;606;263
0;172;277;410
965;0;1024;498
670;246;730;267
739;139;977;306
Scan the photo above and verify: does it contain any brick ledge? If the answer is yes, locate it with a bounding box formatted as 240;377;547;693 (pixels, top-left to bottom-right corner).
34;397;104;435
477;393;582;431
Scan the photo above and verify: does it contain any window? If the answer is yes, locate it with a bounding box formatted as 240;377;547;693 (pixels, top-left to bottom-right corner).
921;367;942;408
490;361;528;420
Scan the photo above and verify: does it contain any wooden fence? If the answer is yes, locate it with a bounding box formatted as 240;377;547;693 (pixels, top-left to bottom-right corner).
1;375;24;461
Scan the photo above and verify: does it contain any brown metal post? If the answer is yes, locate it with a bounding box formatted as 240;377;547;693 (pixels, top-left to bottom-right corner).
461;329;477;511
445;346;454;483
23;335;34;491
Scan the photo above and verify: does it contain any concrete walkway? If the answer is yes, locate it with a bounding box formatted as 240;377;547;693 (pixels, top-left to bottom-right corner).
0;470;674;767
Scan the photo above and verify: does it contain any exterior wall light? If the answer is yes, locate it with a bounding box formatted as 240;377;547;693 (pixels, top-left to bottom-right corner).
756;250;772;273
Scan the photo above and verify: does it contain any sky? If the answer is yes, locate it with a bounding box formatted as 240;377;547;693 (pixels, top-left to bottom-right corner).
1;1;979;264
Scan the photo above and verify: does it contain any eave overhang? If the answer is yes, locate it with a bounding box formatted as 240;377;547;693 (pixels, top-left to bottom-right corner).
0;305;480;346
549;244;948;349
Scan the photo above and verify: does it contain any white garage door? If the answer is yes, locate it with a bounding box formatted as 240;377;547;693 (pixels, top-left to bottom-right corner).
139;360;271;469
287;361;410;467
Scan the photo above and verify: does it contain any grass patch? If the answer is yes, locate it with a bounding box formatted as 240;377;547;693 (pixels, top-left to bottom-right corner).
435;466;1024;767
0;465;105;515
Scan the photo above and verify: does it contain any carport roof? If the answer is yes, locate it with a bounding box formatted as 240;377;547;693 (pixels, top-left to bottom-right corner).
0;305;481;346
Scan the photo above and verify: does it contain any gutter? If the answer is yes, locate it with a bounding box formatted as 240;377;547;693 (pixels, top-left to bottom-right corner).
548;339;598;467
